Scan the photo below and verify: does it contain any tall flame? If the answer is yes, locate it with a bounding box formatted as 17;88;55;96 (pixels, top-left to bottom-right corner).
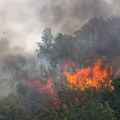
64;60;113;90
28;60;113;109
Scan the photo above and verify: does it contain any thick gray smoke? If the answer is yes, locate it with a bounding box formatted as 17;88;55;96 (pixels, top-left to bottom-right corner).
0;37;37;96
0;0;43;96
40;0;120;33
0;0;45;52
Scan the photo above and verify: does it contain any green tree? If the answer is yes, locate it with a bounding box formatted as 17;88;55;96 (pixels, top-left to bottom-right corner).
37;27;54;57
0;94;31;120
66;100;116;120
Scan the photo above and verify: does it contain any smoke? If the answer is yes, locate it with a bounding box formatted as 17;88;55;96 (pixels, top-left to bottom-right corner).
40;0;120;33
0;0;45;52
0;37;36;96
0;0;45;96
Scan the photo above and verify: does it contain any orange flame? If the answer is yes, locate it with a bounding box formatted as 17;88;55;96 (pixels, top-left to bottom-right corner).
64;60;113;90
29;78;54;95
28;60;113;109
29;78;61;108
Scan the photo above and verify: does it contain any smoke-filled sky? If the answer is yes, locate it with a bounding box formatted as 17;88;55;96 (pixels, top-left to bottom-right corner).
0;0;44;53
40;0;120;33
0;0;120;53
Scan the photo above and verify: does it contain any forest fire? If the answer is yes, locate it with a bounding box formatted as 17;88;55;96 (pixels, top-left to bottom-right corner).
64;60;113;90
29;60;113;95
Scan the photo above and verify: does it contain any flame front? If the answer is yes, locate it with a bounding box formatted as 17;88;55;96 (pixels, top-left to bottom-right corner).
28;60;113;108
64;60;113;90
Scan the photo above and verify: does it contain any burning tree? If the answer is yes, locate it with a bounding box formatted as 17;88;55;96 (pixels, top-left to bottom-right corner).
35;18;116;94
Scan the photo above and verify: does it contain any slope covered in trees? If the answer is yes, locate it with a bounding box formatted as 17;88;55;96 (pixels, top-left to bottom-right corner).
0;17;120;120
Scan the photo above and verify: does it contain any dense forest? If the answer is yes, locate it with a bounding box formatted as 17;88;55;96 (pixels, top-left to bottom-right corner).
0;17;120;120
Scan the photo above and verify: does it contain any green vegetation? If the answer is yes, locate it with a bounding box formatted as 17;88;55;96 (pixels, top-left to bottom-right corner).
0;78;120;120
